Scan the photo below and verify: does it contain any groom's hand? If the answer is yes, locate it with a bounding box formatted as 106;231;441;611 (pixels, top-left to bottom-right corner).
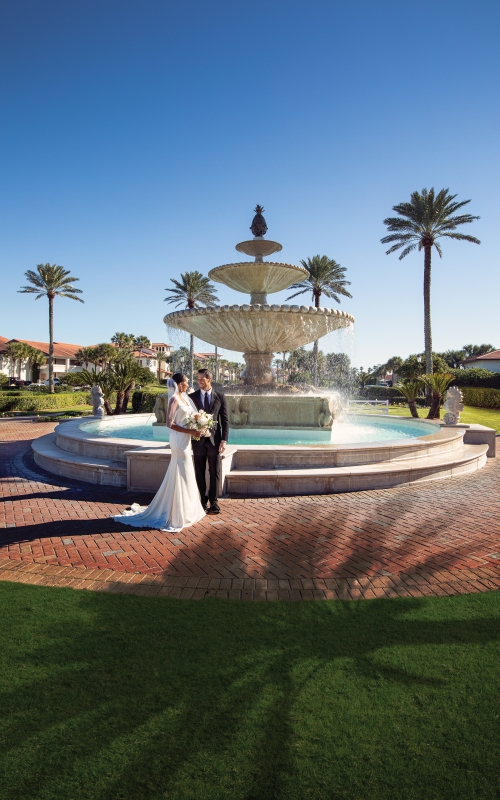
219;440;226;455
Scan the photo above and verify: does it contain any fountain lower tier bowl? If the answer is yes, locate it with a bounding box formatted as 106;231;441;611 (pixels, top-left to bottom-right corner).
164;304;354;353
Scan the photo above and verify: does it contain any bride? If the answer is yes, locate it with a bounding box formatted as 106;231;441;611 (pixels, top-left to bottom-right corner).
112;372;206;532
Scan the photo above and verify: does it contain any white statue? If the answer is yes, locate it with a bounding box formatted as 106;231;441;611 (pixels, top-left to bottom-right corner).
154;393;170;423
91;385;105;419
442;386;464;425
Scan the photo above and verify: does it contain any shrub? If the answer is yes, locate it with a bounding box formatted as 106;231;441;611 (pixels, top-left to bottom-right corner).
358;386;404;403
449;368;500;389
460;387;500;409
0;392;92;412
132;387;167;413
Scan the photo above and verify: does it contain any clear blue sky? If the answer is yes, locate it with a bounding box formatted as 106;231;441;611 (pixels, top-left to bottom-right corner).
1;0;499;368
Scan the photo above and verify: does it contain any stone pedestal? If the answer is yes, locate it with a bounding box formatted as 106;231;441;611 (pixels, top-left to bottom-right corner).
240;353;275;385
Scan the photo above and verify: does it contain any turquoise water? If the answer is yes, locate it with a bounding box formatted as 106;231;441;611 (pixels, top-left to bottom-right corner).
81;415;438;446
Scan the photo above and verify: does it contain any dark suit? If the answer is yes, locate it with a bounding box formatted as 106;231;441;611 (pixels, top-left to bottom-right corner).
189;388;229;504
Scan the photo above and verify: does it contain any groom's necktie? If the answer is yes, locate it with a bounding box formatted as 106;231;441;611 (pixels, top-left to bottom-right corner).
204;392;211;412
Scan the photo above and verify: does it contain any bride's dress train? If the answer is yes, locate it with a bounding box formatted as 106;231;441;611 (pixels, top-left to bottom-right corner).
112;392;205;532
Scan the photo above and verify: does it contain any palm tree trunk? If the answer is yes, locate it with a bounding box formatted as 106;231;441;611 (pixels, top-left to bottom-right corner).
408;400;419;418
426;391;442;420
48;295;54;394
313;340;318;387
313;291;321;387
121;381;135;414
114;391;125;415
189;334;194;388
423;245;433;403
104;399;113;416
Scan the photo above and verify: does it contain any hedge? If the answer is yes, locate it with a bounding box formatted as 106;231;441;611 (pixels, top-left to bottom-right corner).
0;392;92;412
359;386;404;402
449;368;500;389
132;388;167;413
460;387;500;409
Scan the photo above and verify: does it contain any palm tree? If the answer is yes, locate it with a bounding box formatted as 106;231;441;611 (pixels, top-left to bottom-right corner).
395;379;424;418
421;372;454;420
111;332;135;351
286;255;352;386
75;347;99;370
133;335;151;349
18;264;83;393
384;356;403;385
26;346;45;382
5;342;31;381
381;188;480;379
164;271;218;386
94;343;117;369
77;369;115;416
109;359;140;415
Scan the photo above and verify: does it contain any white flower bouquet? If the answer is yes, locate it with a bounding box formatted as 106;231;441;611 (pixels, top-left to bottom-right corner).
184;410;216;441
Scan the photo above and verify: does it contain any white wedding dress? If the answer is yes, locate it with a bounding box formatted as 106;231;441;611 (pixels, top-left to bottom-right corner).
112;391;205;532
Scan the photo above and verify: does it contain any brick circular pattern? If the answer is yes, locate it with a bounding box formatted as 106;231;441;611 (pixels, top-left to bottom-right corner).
1;420;499;600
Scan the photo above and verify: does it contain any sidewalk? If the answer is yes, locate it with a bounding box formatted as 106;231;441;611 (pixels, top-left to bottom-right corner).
1;420;500;601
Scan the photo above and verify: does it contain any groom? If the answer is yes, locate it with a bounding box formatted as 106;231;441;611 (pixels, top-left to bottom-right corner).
189;368;229;515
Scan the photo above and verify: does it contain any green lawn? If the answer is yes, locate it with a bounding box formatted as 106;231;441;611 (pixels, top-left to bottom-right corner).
389;404;500;432
1;584;499;800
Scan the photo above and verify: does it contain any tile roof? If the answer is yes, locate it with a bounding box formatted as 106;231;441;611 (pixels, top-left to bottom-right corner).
462;349;500;362
2;339;84;359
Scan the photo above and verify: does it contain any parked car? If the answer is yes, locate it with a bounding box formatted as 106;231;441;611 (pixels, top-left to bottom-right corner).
41;378;61;386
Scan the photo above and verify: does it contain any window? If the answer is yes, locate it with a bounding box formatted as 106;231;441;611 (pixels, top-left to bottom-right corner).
54;358;66;365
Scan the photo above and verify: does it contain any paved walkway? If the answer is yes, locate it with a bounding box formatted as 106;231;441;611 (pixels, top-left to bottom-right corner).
1;419;500;600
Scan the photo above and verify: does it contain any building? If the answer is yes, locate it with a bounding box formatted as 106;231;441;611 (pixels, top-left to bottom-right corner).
0;336;174;382
0;338;83;382
461;349;500;373
151;343;173;381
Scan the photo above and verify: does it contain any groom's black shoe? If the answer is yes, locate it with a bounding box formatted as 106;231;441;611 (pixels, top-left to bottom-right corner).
202;497;209;513
207;501;220;515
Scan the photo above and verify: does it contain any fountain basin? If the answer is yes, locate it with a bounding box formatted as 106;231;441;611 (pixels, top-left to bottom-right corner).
31;415;490;494
164;304;354;353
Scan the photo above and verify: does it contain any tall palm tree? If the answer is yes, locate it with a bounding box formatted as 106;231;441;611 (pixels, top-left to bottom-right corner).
18;264;83;393
164;271;218;386
286;255;352;386
381;188;480;378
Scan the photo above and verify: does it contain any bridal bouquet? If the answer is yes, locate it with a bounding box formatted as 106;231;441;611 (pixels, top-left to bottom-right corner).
184;410;216;441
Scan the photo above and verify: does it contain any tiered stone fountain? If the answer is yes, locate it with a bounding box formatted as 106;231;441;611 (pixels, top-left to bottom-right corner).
163;207;355;438
29;208;493;495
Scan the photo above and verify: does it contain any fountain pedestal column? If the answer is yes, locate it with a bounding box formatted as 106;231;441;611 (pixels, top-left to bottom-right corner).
240;352;274;385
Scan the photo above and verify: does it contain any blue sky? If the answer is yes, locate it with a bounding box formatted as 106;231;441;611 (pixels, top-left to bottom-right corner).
1;0;499;368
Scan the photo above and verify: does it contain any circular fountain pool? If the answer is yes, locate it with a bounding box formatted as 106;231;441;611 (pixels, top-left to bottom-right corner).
80;414;439;446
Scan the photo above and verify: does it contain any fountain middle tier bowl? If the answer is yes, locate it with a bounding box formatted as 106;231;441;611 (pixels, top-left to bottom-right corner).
164;304;354;353
208;261;308;295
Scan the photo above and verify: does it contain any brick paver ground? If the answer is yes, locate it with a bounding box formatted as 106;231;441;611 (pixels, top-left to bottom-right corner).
1;419;500;600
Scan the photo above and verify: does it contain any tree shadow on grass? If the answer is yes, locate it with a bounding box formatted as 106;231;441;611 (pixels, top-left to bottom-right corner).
1;584;500;800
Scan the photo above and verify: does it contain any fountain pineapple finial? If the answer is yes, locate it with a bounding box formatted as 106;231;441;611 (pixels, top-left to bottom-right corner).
250;205;268;238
